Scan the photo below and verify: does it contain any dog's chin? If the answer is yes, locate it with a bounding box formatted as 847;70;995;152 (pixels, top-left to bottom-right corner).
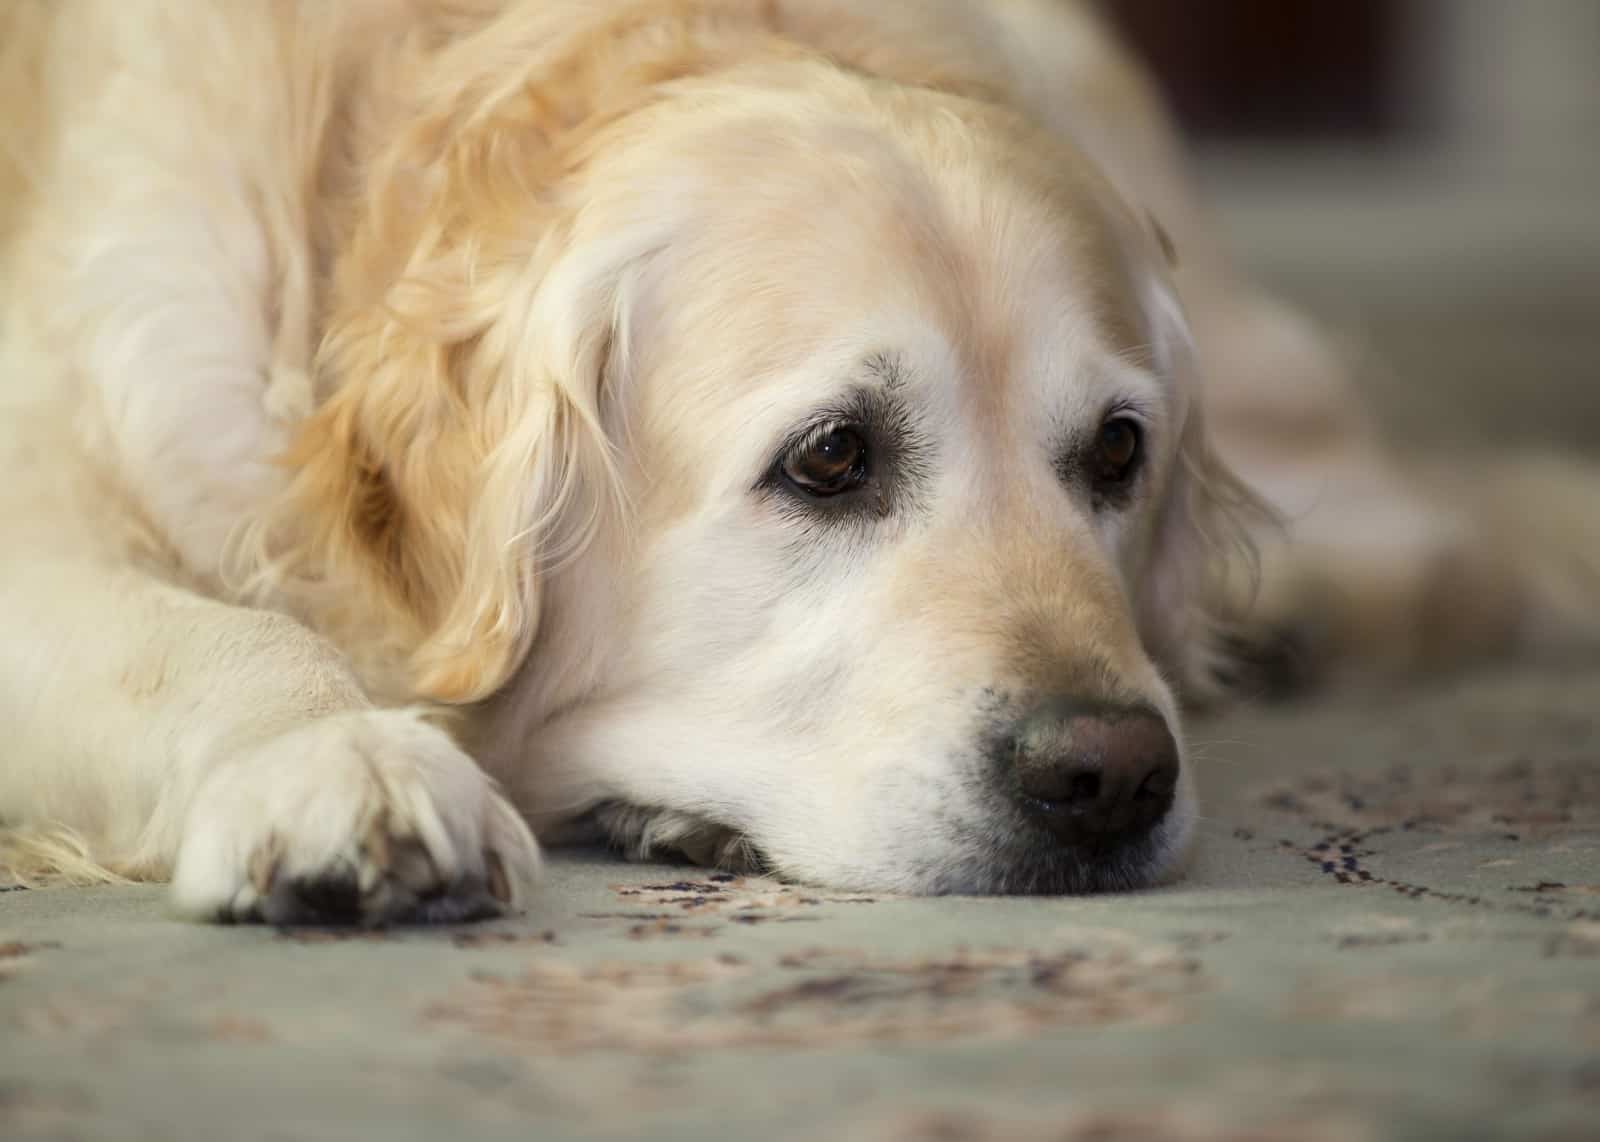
913;798;1199;895
913;826;1193;896
561;799;1193;897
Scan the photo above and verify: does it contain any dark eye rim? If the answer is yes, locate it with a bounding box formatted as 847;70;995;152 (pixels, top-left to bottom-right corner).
778;423;872;500
1087;410;1148;506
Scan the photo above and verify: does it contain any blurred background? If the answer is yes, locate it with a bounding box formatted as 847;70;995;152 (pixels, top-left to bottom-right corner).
1103;0;1600;451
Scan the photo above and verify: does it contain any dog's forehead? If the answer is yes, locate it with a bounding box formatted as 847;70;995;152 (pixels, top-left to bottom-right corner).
642;112;1152;408
609;97;1168;521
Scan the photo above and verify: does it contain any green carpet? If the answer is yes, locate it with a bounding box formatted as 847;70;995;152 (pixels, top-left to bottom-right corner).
4;664;1597;1142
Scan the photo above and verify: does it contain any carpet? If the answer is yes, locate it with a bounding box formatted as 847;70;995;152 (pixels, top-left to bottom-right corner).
4;664;1597;1142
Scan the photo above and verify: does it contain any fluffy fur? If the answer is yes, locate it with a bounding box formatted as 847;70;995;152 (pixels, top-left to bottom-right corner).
2;0;1596;918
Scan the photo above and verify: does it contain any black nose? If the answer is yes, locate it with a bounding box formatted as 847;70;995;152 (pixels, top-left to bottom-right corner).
1009;699;1179;847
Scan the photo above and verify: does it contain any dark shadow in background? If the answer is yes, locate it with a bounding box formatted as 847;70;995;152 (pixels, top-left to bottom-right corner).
1105;0;1405;142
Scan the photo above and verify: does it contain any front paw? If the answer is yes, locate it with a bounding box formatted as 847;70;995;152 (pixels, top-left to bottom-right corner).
171;710;540;925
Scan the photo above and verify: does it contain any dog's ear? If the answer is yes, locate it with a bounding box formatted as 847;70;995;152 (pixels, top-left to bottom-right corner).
264;265;622;705
1145;211;1179;269
1127;279;1265;706
240;9;727;703
256;218;630;703
1135;413;1264;705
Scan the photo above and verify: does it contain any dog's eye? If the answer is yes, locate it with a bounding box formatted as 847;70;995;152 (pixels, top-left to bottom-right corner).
783;426;869;497
1094;417;1142;487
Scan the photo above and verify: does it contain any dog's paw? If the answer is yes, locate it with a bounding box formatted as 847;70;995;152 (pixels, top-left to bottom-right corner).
171;710;540;926
1211;621;1321;702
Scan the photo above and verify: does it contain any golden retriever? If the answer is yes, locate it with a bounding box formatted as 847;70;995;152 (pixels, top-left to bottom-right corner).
2;0;1596;922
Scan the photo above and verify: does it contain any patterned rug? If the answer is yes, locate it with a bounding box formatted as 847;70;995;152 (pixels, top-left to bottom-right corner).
3;664;1597;1142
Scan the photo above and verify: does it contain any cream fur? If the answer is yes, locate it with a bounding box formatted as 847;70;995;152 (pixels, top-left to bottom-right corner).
1;0;1595;916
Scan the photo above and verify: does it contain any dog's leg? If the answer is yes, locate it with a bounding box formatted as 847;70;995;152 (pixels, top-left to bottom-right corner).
0;4;537;922
1195;297;1600;688
1217;453;1600;691
0;547;540;923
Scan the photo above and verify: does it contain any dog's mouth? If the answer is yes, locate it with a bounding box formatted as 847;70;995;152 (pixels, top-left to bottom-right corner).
948;825;1181;896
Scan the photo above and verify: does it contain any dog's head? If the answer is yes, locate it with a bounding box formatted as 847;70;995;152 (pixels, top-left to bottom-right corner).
262;10;1249;894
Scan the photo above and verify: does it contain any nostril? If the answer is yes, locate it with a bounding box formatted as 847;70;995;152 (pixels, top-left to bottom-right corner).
1066;770;1100;805
1016;760;1103;810
1134;763;1177;802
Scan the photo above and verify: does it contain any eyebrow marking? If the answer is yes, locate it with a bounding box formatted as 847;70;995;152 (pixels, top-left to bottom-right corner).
863;351;906;391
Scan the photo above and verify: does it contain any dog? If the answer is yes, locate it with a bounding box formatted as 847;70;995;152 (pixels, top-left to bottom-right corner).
3;0;1597;923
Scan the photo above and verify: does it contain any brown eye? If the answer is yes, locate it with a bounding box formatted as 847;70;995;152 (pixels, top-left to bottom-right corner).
1095;417;1142;485
783;426;868;496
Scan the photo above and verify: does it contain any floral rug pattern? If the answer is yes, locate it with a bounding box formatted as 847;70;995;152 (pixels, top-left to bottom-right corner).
3;666;1598;1141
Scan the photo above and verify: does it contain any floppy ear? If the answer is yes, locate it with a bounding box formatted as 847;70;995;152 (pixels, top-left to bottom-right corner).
1145;210;1179;269
261;265;622;705
1136;412;1264;705
240;14;696;703
1129;280;1265;705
